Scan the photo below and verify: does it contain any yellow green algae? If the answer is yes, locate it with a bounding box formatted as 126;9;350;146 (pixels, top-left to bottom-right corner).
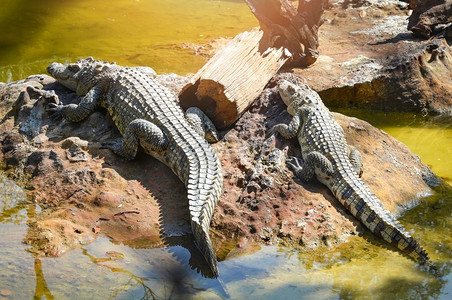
0;0;257;82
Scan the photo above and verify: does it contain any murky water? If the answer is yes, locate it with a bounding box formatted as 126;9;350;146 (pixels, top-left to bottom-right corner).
336;110;452;184
0;171;451;299
1;0;451;299
0;0;257;82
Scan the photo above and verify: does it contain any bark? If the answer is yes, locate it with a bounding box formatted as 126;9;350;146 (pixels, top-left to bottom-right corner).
179;30;287;129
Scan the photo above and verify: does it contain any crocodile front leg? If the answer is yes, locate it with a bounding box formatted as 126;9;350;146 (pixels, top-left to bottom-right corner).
348;145;363;177
47;85;102;122
185;107;218;143
268;113;301;139
102;119;168;160
288;152;334;182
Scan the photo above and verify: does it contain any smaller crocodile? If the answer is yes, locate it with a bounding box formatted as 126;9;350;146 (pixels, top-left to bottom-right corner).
46;57;223;277
270;80;430;263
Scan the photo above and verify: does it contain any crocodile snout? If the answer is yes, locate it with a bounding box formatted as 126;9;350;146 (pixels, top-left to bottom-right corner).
47;62;65;77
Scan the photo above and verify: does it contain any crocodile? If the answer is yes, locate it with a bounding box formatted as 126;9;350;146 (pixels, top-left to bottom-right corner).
46;57;223;276
269;80;430;263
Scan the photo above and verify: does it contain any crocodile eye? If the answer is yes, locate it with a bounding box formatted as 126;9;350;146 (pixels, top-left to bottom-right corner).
68;64;81;72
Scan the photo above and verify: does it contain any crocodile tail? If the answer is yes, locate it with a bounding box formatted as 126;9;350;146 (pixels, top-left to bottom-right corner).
384;222;430;263
359;203;430;263
334;175;430;263
186;146;222;277
191;220;218;277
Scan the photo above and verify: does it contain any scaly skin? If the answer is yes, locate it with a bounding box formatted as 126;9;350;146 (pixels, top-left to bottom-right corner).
47;57;223;276
270;80;429;263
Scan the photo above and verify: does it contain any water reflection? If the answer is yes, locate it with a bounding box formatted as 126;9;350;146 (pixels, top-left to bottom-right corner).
80;248;159;300
34;258;54;300
0;173;452;298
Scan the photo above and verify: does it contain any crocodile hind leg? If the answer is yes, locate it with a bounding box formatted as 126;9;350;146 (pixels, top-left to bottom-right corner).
102;119;168;160
185;107;218;143
348;146;363;177
288;151;334;182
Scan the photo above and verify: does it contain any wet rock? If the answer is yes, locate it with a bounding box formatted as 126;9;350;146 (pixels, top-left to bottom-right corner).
25;218;95;256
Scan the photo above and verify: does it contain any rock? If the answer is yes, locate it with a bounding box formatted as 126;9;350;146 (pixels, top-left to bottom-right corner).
210;80;435;252
0;290;12;297
65;144;89;162
61;137;89;150
25;219;95;256
292;1;452;116
93;191;122;208
318;39;452;116
155;73;191;97
408;0;452;38
0;74;56;132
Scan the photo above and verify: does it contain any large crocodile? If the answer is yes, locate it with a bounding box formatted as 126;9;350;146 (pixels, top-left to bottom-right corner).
269;80;430;263
46;57;223;276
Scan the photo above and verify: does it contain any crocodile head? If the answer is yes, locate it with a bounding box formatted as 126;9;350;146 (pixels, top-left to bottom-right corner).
278;80;323;116
47;57;113;95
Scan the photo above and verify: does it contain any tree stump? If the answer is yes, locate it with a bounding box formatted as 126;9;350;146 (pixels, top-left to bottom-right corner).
179;0;327;129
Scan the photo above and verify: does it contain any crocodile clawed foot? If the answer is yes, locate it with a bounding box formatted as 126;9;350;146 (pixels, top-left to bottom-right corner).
46;102;64;122
286;155;304;173
267;125;278;138
100;138;126;157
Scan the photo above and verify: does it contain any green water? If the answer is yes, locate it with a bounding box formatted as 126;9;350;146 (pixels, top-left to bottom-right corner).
336;110;452;184
0;0;257;82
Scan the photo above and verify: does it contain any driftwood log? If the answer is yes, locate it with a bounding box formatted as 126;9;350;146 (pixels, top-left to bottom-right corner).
408;0;452;38
179;0;327;129
179;30;287;129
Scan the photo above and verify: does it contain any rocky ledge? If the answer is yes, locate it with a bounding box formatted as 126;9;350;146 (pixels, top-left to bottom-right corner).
292;0;452;116
0;72;436;262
